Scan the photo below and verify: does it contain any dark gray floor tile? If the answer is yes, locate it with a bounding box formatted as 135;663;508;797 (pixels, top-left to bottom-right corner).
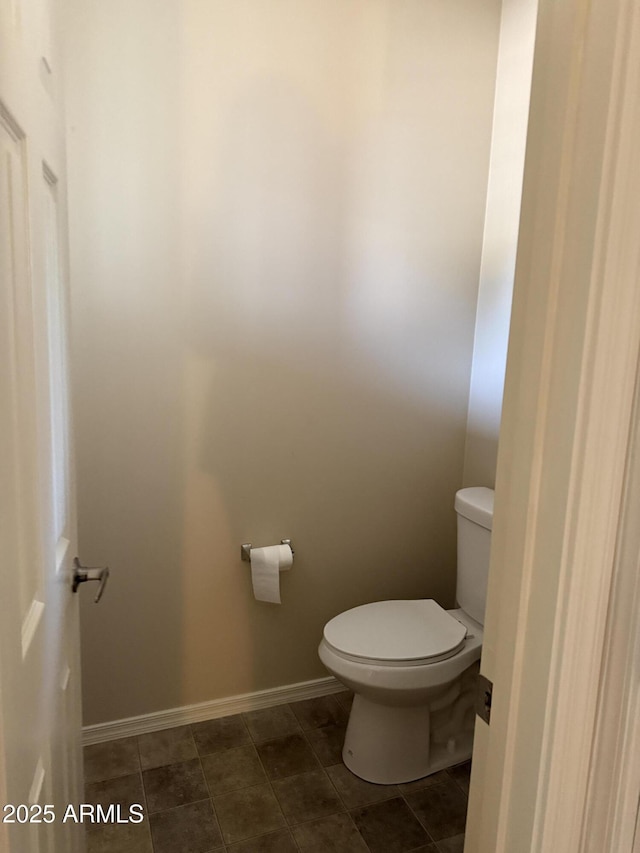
201;744;267;795
138;725;197;770
256;733;319;779
405;779;468;842
85;772;145;814
149;799;223;853
437;835;465;853
226;828;297;852
84;738;140;784
334;691;354;713
326;764;399;808
243;705;300;742
142;758;209;814
305;724;346;766
447;761;472;796
350;797;432;853
213;782;286;844
272;768;344;825
292;812;369;852
86;822;152;853
191;714;251;755
289;695;347;730
397;770;450;795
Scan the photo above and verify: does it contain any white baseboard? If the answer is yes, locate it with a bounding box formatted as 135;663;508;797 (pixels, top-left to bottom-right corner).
82;676;344;745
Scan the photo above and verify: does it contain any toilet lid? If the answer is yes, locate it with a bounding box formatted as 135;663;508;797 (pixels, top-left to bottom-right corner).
323;600;467;664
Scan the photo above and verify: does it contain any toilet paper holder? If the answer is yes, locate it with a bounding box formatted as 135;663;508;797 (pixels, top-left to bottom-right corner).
241;539;294;562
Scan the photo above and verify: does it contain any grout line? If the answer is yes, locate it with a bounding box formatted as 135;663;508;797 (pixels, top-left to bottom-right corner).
237;708;270;744
84;769;140;786
345;809;374;852
445;764;472;799
308;732;347;811
293;710;374;852
222;827;294;849
142;796;211;818
195;736;226;850
402;786;437;847
92;701;469;853
297;719;333;775
245;716;299;850
133;735;154;853
242;712;303;745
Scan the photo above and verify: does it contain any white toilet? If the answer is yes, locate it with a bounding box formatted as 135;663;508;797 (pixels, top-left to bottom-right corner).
318;487;494;784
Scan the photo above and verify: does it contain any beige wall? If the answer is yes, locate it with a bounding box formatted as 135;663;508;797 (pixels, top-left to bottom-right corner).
63;0;501;725
462;0;537;488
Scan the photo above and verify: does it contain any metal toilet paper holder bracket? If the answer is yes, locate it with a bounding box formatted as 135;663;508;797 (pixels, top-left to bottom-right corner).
241;539;294;563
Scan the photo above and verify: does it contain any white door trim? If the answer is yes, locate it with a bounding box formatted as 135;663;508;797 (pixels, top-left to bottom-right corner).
580;372;640;851
466;0;640;849
531;0;640;846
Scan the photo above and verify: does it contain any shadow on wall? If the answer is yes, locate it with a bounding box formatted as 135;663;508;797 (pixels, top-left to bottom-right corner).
72;0;500;725
71;0;189;728
178;73;476;701
463;426;500;490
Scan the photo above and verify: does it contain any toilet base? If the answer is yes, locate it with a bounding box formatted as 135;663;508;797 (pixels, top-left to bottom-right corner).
341;676;477;785
342;695;432;784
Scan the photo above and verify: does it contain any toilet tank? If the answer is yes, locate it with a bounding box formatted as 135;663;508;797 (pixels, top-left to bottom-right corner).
454;487;494;626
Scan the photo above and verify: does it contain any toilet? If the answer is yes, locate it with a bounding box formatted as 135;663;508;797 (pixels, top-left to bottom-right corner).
318;487;494;785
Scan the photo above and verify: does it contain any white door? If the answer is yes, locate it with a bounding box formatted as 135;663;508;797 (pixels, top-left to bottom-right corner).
0;0;84;851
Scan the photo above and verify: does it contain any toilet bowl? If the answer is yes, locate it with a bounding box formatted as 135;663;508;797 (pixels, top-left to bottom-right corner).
319;603;482;784
318;487;494;785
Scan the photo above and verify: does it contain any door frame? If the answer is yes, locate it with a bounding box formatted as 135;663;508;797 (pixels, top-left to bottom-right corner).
465;0;640;849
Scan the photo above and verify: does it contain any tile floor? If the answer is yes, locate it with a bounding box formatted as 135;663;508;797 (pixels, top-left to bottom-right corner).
83;692;470;853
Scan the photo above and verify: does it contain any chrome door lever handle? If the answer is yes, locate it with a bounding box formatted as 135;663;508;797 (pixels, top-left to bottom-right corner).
72;557;110;603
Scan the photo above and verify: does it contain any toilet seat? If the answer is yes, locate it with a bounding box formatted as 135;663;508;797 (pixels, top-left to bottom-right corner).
322;599;467;667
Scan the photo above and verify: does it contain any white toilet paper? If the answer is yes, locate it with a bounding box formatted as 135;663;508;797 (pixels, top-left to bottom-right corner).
250;543;293;604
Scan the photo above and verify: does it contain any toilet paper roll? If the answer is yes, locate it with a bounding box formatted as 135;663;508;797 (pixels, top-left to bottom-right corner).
250;543;293;604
